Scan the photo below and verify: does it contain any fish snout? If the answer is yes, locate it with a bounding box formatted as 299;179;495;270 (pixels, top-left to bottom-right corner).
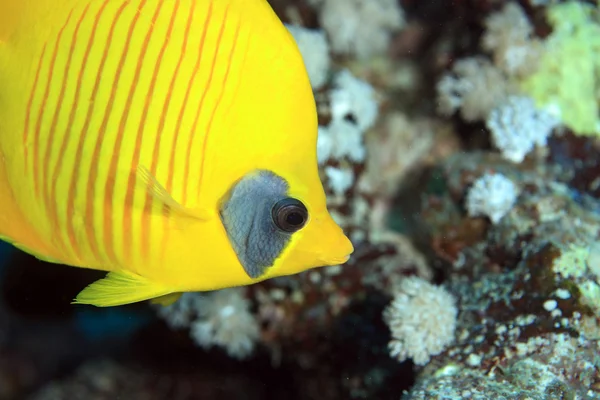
313;214;354;266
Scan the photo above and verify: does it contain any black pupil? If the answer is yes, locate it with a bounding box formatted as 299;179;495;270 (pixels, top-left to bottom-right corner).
272;198;307;232
285;210;304;226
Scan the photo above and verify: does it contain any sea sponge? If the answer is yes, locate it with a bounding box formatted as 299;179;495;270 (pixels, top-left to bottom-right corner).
520;1;600;136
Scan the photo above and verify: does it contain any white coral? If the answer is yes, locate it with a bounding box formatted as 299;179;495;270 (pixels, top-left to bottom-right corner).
318;69;379;193
481;2;543;77
325;166;355;195
436;57;509;122
329;69;379;132
316;0;404;59
156;289;260;360
156;292;200;329
486;95;560;163
465;172;518;224
285;24;331;90
384;277;458;366
318;119;365;164
317;125;334;164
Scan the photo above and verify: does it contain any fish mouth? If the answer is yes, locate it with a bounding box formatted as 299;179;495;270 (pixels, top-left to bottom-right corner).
326;254;351;265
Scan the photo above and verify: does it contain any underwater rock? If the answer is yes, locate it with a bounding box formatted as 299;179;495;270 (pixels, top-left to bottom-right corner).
404;149;600;399
403;367;548;400
27;359;269;400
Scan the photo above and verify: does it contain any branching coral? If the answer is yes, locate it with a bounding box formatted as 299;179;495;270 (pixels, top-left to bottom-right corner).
285;24;330;90
486;96;560;163
435;57;510;122
481;2;544;77
435;2;588;164
318;68;379;196
309;0;405;59
384;277;458;366
438;1;600;139
156;289;260;360
465;172;518;224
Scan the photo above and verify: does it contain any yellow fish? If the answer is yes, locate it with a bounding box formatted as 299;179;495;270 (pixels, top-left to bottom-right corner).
0;0;353;307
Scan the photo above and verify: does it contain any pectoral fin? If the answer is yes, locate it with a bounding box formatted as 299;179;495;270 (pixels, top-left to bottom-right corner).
150;292;183;306
136;165;212;220
73;270;176;307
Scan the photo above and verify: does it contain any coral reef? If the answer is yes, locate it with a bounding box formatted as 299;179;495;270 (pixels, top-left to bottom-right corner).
465;172;518;224
156;289;260;360
28;359;272;400
404;149;600;399
309;0;405;59
520;1;600;135
384;277;458;366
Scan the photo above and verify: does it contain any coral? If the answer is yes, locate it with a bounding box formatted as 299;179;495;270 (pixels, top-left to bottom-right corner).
317;68;378;169
383;277;458;366
465;172;518;224
329;69;379;133
358;112;436;199
29;359;272;400
437;1;600;138
552;242;600;317
317;119;365;164
285;24;331;90
403;367;547;400
312;0;405;59
481;2;543;77
317;68;379;195
405;338;600;400
413;149;600;398
486;95;560;163
553;243;590;280
324;166;355;196
156;289;260;360
435;57;510;122
520;1;600;136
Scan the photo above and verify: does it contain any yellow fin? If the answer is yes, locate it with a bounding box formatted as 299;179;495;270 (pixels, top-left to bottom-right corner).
72;270;175;307
150;292;183;306
136;165;212;220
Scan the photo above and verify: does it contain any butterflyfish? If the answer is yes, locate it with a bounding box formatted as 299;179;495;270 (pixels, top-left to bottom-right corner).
0;0;354;307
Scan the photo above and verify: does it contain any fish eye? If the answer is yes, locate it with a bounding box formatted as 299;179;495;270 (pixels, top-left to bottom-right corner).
272;198;308;233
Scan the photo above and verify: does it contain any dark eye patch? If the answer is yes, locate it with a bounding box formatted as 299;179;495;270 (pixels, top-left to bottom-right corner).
219;170;307;279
